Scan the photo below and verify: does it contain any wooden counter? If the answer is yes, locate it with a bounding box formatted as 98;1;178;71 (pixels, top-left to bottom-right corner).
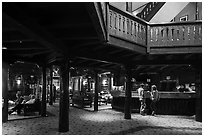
111;91;196;115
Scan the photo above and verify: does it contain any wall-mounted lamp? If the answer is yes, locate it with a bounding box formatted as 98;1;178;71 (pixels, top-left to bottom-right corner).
147;78;151;82
16;76;21;85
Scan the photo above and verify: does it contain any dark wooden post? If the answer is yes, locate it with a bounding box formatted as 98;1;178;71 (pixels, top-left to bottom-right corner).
49;66;53;105
87;76;91;93
195;65;202;122
41;65;47;117
124;66;132;119
195;2;199;20
109;73;112;92
94;70;99;111
2;61;9;123
59;59;69;132
126;2;132;12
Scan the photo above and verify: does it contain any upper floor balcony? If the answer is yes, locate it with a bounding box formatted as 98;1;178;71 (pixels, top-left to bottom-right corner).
99;3;202;54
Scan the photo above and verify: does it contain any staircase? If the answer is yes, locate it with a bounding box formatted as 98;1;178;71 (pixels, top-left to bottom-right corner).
136;2;165;22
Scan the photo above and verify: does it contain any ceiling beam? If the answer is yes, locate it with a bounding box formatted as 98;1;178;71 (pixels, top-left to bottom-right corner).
3;39;34;43
3;4;68;55
61;36;98;41
86;3;107;43
4;49;52;56
71;41;101;51
109;49;125;55
46;23;92;29
2;27;18;32
2;41;47;50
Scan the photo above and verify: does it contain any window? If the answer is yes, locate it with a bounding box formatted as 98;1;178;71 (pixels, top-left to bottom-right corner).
180;15;188;22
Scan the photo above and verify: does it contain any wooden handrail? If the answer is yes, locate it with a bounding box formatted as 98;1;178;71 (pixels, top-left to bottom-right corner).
109;5;148;25
102;3;202;52
148;21;202;48
108;4;148;47
148;20;202;26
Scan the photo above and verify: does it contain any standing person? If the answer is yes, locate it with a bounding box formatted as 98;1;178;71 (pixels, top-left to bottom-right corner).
138;83;146;115
150;85;160;116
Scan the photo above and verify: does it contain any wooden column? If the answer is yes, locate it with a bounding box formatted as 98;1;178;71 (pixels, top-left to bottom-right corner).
124;66;132;119
195;65;202;122
41;65;47;117
49;66;53;105
87;77;91;93
59;59;69;132
109;74;112;91
2;62;9;123
126;2;132;12
94;70;99;111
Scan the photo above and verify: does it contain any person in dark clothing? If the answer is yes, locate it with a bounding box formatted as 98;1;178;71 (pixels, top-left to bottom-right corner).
150;85;160;116
8;93;24;115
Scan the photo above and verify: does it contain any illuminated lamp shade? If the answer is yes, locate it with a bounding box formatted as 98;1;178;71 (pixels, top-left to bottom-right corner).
147;78;151;82
16;76;21;85
83;80;87;86
166;76;171;80
102;79;107;85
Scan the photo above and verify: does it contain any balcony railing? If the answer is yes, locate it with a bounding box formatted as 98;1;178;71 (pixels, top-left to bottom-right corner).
108;5;147;47
102;3;202;53
148;21;202;47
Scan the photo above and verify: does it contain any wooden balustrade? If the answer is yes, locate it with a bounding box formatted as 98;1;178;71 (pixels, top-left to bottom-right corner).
148;21;202;48
108;5;147;47
102;3;202;53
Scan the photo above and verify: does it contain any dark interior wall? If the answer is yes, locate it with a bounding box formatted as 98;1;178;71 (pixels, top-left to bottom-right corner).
150;67;195;90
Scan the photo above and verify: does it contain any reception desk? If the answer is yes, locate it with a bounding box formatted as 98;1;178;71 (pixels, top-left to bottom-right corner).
111;91;196;115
